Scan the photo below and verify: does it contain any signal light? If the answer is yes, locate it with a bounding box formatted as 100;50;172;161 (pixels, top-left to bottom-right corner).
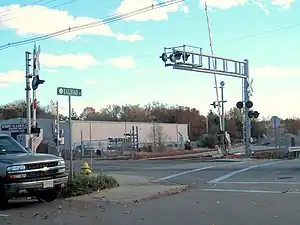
32;75;45;90
182;52;190;62
160;53;168;62
236;101;243;109
245;100;253;109
248;110;259;119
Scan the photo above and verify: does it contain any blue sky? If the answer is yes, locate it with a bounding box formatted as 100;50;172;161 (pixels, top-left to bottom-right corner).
0;0;299;119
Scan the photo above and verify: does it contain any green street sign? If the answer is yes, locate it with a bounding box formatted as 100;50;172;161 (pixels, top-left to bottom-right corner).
57;87;82;97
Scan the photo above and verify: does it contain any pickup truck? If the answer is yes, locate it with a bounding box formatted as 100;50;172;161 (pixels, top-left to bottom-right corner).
0;134;68;208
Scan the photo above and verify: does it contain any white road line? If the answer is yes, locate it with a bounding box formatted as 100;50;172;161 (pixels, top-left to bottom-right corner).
208;161;282;184
153;161;246;182
201;188;300;194
217;181;300;185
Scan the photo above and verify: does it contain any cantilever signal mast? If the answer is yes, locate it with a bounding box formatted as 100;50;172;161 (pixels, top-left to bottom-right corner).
204;1;223;131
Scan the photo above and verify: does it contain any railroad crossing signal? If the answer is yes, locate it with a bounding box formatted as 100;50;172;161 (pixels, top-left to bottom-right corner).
236;100;259;119
210;101;218;108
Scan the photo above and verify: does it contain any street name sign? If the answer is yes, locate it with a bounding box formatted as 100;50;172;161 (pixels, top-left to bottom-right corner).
57;87;82;97
271;116;280;129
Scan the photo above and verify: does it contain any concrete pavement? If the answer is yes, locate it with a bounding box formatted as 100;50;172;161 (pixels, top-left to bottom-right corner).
3;158;300;224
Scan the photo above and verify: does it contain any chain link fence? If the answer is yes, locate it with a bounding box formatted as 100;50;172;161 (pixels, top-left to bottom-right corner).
58;139;185;159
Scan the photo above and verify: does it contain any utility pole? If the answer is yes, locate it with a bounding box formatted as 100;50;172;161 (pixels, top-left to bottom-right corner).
55;101;60;156
219;81;227;154
68;95;73;182
32;45;37;129
25;51;32;135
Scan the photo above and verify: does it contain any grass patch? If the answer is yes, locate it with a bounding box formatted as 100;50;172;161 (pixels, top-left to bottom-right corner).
60;173;119;198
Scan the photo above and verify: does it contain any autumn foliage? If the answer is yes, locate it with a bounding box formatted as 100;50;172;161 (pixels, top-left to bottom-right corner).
1;100;300;141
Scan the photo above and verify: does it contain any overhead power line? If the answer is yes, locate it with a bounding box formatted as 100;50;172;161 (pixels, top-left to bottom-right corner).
228;22;300;42
0;0;185;50
1;0;60;17
0;0;78;23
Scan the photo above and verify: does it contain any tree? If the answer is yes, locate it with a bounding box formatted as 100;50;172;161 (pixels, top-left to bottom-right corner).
251;120;266;138
147;123;168;152
226;107;243;138
227;118;238;137
80;107;96;120
0;100;53;120
283;118;300;135
71;108;79;120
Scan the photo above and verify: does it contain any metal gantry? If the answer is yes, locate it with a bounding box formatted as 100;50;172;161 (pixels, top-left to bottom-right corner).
160;44;252;156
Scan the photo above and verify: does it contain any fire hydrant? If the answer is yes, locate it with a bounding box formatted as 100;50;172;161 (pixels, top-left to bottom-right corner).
81;162;91;175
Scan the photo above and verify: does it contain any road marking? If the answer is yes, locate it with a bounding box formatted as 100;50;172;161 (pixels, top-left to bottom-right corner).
153;161;246;181
202;188;300;194
216;181;300;185
0;214;9;217
208;161;282;184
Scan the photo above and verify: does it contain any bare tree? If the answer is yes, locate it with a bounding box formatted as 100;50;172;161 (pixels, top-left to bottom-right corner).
148;123;168;152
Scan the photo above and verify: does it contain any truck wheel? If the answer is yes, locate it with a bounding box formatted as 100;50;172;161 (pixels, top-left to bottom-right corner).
0;189;8;209
36;190;58;203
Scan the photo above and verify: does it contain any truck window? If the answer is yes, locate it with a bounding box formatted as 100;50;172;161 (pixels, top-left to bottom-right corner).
0;136;28;154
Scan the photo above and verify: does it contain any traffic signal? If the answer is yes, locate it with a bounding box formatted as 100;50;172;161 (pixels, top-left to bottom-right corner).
236;100;259;119
160;53;168;62
236;100;253;109
210;101;218;108
182;52;190;62
248;110;260;119
159;50;190;63
32;75;45;90
170;51;182;62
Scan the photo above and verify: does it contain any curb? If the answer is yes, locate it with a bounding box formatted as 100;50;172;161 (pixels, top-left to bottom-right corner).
146;154;221;161
140;185;190;201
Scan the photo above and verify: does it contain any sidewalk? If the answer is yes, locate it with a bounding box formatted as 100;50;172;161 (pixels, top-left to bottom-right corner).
71;173;189;203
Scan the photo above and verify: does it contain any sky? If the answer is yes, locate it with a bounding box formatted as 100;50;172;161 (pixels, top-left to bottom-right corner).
0;0;300;120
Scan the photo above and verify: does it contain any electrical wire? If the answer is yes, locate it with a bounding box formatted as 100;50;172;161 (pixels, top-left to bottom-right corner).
0;0;77;23
228;22;300;42
0;0;185;50
1;0;59;17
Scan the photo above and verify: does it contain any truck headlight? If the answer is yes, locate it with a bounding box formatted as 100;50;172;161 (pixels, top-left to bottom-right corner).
58;160;65;166
7;165;26;172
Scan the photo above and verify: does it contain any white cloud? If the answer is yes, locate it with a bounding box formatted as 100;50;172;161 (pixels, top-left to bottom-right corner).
201;0;248;9
115;0;189;21
116;33;144;41
252;65;300;77
0;4;143;41
106;57;136;69
40;53;98;69
271;0;295;9
201;0;295;10
46;69;58;73
254;1;270;15
0;70;23;87
84;80;100;85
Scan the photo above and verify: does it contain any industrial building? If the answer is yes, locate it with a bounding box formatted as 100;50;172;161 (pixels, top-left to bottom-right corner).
0;118;188;152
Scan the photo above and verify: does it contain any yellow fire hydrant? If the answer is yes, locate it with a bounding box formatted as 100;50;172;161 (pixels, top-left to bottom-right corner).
81;162;91;175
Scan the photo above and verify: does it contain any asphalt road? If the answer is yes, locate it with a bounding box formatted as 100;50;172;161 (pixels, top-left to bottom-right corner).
4;158;300;225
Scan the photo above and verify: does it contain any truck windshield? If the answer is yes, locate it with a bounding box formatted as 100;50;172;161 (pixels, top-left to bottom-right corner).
0;136;28;154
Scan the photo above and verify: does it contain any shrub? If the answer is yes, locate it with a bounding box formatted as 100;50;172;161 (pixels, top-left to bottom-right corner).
60;173;119;198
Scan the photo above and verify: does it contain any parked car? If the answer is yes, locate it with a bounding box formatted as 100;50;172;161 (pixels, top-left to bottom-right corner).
0;134;68;208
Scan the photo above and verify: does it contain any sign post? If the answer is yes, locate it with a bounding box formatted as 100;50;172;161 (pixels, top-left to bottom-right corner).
271;116;280;150
57;87;82;182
